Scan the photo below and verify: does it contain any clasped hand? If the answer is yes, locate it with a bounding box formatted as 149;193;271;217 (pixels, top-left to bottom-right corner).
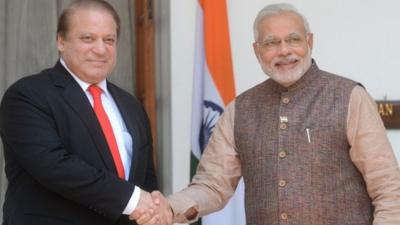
129;190;173;225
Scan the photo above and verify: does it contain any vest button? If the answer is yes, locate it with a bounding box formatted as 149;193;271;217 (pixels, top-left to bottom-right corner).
279;179;286;187
280;123;287;130
282;97;290;104
279;151;287;158
281;213;288;220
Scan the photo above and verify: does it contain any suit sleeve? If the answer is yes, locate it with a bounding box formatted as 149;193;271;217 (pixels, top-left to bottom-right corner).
0;80;134;221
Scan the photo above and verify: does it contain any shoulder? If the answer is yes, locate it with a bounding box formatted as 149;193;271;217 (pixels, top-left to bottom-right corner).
319;69;360;88
236;79;270;101
4;67;56;99
349;85;372;105
0;67;59;120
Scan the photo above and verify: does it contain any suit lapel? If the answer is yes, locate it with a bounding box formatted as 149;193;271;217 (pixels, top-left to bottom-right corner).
50;61;117;174
107;83;142;181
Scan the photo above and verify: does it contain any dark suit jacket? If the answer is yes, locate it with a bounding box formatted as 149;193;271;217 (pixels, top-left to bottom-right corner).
0;61;158;225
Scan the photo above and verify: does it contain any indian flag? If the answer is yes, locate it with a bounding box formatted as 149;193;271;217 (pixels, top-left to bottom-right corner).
190;0;245;224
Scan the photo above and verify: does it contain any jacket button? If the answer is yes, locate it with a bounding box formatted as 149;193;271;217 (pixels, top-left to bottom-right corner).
282;97;290;104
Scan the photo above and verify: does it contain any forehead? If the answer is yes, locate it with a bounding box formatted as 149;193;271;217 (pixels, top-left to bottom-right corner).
68;8;117;34
258;12;306;38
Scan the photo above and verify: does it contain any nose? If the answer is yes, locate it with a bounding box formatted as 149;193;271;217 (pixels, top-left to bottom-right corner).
277;41;291;56
92;40;107;55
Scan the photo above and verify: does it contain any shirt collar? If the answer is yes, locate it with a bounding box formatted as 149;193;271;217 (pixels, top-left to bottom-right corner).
60;58;110;96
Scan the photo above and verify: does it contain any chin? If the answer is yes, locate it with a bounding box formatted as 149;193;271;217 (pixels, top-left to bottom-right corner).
270;68;303;86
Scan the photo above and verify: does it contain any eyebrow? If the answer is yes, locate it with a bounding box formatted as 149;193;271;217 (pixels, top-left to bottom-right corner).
79;33;117;37
261;32;302;42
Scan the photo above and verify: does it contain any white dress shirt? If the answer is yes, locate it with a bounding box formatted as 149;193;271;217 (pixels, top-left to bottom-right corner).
60;58;141;215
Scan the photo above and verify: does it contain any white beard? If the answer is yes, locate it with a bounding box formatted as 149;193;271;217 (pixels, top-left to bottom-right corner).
259;48;312;87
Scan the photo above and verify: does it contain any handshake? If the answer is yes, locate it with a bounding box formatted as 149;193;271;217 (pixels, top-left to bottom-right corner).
129;190;173;225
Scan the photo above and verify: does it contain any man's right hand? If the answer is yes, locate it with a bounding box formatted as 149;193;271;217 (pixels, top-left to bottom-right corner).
130;190;173;225
129;190;160;225
151;191;173;225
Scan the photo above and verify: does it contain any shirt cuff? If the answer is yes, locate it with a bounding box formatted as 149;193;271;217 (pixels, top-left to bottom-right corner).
122;186;142;215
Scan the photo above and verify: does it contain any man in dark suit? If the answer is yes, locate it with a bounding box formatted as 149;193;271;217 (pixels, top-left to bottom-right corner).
0;0;160;224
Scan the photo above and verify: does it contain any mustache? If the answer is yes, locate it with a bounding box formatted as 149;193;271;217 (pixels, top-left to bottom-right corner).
273;55;301;65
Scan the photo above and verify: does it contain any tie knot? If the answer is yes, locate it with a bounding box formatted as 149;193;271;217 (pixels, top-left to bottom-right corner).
88;85;102;99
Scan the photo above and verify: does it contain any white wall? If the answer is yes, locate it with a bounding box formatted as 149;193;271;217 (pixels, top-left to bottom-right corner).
169;0;197;192
169;0;400;193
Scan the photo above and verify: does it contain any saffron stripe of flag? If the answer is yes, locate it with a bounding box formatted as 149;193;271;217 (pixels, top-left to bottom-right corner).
191;1;245;225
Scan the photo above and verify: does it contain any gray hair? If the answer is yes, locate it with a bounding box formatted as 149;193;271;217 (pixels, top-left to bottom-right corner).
253;3;311;41
57;0;121;39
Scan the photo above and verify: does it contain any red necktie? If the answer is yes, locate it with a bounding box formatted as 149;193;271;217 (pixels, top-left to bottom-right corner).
88;85;125;179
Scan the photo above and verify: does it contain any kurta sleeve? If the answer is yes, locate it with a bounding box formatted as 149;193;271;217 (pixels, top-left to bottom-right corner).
347;85;400;225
